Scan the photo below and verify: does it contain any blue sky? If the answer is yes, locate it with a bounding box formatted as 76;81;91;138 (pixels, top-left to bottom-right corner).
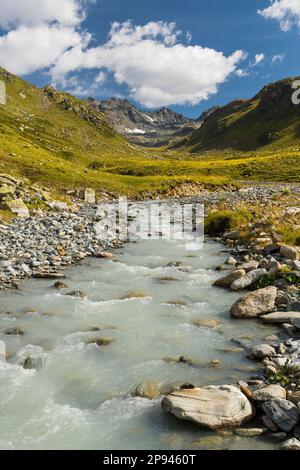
0;0;299;117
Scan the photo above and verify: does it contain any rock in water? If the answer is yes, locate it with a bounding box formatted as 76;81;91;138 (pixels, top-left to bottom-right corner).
262;399;299;432
161;385;254;429
230;286;277;318
261;311;300;324
213;270;245;288
280;438;300;451
251;344;276;360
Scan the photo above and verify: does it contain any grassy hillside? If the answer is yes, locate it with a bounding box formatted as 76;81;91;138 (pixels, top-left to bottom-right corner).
186;77;300;153
0;69;299;202
0;68;228;198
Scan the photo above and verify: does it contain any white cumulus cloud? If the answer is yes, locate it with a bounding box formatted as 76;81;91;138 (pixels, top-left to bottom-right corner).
0;3;247;108
0;0;90;28
51;20;246;107
258;0;300;31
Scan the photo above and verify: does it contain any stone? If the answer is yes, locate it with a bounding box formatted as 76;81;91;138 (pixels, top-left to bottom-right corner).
161;385;254;430
5;198;29;218
86;337;114;347
293;260;300;271
261;311;300;324
237;380;252;399
280;245;299;261
262;399;299;432
280;438;300;451
238;260;259;272
268;260;282;274
66;290;87;300
34;272;65;279
269;432;287;442
262;415;278;432
96;252;114;259
230;286;277;319
225;256;237;265
287;391;300;406
252;385;286;402
193;319;222;330
80;188;96;204
222;230;241;240
230;268;267;291
53;281;69;289
251;344;276;360
213;270;246;288
48;201;69;211
135;382;162;399
235;428;266;437
4;327;24;336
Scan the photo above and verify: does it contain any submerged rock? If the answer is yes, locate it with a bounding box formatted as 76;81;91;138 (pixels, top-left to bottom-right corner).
193;319;222;330
66;291;87;300
280;438;300;450
162;385;255;430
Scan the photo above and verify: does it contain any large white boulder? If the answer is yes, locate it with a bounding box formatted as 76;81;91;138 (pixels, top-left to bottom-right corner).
162;385;255;429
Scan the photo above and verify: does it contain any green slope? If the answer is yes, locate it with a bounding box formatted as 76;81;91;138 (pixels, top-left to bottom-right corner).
0;68;228;198
186;77;300;152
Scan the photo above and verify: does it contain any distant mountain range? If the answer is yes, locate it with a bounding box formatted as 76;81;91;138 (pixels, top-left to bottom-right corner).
88;97;200;147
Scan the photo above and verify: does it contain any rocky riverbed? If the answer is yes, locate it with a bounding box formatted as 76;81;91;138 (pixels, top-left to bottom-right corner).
1;184;300;450
161;201;300;450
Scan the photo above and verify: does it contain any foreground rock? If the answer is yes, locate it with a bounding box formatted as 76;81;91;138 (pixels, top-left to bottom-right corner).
252;385;286;402
262;399;299;433
230;286;277;319
161;385;254;430
230;269;267;291
280;438;300;450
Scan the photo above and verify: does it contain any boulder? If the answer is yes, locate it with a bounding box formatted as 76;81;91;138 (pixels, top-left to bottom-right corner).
222;230;241;240
238;260;259;272
5;198;29;218
251;344;276;360
230;269;267;291
262;399;299;432
161;385;254;430
80;188;96;204
280;245;299;261
252;385;286;402
230;286;277;319
213;270;246;288
261;311;300;324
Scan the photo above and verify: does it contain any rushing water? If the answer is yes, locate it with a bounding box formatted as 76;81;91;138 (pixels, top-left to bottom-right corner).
0;237;278;450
